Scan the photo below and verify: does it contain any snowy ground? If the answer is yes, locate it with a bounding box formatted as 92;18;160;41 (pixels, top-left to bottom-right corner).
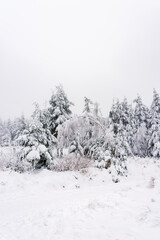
0;158;160;240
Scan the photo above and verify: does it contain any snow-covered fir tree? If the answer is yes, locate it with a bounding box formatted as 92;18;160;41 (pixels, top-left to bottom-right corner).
17;109;56;170
83;97;93;114
132;123;148;157
148;89;160;157
133;95;149;127
32;103;52;140
11;116;27;143
0;116;27;147
151;89;160;114
132;96;149;157
48;85;73;137
0;119;10;146
109;98;133;156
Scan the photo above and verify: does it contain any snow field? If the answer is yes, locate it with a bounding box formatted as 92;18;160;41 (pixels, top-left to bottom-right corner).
0;158;160;240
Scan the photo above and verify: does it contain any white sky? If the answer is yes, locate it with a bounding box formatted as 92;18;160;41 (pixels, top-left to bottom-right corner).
0;0;160;119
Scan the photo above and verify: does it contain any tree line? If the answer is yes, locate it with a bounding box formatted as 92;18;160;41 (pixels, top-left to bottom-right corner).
0;86;160;173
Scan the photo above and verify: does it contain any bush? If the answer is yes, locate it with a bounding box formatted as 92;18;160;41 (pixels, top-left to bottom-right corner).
0;147;19;171
0;147;34;172
51;153;93;172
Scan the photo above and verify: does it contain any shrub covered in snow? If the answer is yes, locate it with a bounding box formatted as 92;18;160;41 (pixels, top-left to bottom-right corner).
0;147;31;172
50;153;93;172
0;147;18;170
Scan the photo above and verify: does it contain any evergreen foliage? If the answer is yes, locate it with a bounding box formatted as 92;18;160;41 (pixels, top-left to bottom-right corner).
48;85;73;137
148;89;160;157
17;108;56;170
83;97;93;114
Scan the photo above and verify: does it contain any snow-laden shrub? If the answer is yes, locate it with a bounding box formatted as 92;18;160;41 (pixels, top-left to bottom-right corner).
18;142;52;170
94;147;127;177
94;150;111;168
0;147;18;170
0;147;30;172
12;158;33;173
50;153;93;172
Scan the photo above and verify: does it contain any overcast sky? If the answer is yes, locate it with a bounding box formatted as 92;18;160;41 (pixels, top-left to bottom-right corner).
0;0;160;119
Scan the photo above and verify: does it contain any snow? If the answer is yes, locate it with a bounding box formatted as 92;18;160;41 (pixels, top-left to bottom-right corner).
38;144;47;153
26;150;40;161
0;158;160;240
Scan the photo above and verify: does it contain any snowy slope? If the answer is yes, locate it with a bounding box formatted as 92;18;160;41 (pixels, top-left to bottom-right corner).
0;158;160;240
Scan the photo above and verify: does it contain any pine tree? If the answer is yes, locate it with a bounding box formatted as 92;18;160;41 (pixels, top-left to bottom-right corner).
109;98;133;156
132;123;148;157
151;89;160;114
148;89;160;157
109;99;120;135
133;95;149;127
83;97;93;114
17;109;55;170
132;95;149;157
48;85;73;137
0;116;27;146
0;119;10;146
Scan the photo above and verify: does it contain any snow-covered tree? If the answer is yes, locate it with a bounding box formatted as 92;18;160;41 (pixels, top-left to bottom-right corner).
83;97;93;114
148;89;160;157
57;112;105;155
48;85;73;138
0;119;10;146
151;89;160;114
57;112;128;176
17;109;56;170
0;116;27;146
132;96;150;157
32;103;53;146
109;99;130;134
133;95;149;127
132;123;148;157
109;98;133;156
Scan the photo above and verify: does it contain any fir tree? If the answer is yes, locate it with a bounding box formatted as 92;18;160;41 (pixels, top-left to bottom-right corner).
133;95;149;127
132;95;149;157
83;97;93;114
109;98;133;156
148;89;160;157
18;109;55;169
48;85;73;137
